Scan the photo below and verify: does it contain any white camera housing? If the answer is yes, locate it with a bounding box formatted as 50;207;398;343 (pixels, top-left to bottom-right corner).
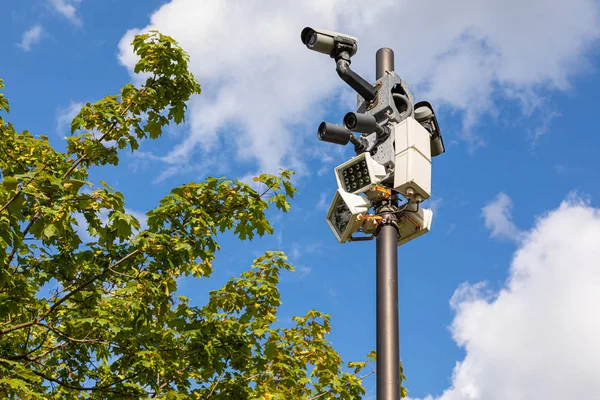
393;117;432;202
326;189;371;243
335;152;387;195
301;27;358;57
397;207;433;246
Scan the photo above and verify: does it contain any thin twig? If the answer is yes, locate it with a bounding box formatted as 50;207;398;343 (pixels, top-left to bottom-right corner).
29;368;137;394
35;322;119;348
206;369;227;399
0;165;47;214
0;249;140;336
5;328;51;361
5;340;68;362
3;78;156;270
5;211;39;267
107;265;139;280
1;146;27;172
307;369;376;400
149;365;188;398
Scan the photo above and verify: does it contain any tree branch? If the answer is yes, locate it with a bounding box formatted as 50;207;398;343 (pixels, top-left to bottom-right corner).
5;340;67;362
29;369;137;394
3;78;156;270
206;368;227;399
5;211;39;267
1;145;27;172
62;77;156;179
0;249;140;336
307;369;376;400
5;328;50;361
0;165;47;214
35;322;118;348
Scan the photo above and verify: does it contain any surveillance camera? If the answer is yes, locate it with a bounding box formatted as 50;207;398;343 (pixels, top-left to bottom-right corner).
393;117;432;202
343;112;383;134
318;122;369;153
414;101;445;157
326;189;371;243
318;122;352;145
397;206;433;247
301;27;358;57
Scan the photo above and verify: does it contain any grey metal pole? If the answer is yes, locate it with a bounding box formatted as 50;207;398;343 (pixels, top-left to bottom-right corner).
376;48;395;80
376;48;400;400
376;216;400;400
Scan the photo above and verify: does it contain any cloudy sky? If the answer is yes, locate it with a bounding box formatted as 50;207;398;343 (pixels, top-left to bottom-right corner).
2;0;600;398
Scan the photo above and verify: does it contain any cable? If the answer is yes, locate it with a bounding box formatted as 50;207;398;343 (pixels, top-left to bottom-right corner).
404;202;419;214
393;201;419;215
392;93;414;118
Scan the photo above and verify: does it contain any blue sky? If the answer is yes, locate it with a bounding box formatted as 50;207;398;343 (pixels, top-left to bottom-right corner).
2;1;600;399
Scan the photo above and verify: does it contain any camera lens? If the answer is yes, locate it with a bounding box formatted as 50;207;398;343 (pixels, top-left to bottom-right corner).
345;114;357;130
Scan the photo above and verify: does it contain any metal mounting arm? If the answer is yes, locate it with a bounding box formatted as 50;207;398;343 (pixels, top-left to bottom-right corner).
336;52;377;102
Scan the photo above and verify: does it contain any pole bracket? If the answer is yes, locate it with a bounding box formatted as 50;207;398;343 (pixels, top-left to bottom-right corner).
374;211;399;236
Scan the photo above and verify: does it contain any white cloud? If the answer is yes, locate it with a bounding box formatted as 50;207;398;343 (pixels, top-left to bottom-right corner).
56;102;125;149
56;101;83;136
289;241;323;261
411;194;600;400
125;208;149;233
446;223;456;236
49;0;83;27
316;191;330;210
153;166;180;184
426;197;443;215
554;164;568;176
296;265;312;277
481;192;522;243
117;0;599;176
73;211;104;244
18;25;45;52
290;246;301;261
529;110;562;145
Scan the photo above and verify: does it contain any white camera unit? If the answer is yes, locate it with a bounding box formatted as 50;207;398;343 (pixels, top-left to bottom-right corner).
300;27;358;57
326;189;371;243
393;117;432;203
335;152;387;195
397;207;433;247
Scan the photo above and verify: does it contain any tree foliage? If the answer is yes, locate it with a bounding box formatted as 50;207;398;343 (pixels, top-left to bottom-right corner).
0;31;406;398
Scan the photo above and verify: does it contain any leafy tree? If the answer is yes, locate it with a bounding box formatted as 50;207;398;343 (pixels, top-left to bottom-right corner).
0;31;406;398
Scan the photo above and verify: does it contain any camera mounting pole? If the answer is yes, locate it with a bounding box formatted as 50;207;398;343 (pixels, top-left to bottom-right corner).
374;47;401;400
303;28;444;398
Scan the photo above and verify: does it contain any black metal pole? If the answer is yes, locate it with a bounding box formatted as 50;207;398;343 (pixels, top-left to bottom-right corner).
375;48;400;400
376;217;400;400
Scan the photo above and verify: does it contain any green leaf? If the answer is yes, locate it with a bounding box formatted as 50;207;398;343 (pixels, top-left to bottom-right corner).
347;361;367;374
3;176;18;192
367;350;377;362
0;378;27;389
43;224;59;239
